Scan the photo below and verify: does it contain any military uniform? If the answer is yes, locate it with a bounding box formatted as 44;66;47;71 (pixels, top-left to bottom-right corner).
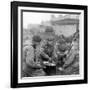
55;41;68;68
22;44;45;77
40;40;57;75
62;40;79;75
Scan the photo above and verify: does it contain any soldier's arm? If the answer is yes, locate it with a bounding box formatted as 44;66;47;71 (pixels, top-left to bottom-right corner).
26;57;42;68
41;51;51;60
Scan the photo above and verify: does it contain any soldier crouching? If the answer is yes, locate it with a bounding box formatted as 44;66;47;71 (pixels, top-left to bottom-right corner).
55;39;69;72
22;35;45;77
40;38;57;76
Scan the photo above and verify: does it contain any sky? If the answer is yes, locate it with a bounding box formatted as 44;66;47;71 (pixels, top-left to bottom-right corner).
23;12;79;37
23;12;63;28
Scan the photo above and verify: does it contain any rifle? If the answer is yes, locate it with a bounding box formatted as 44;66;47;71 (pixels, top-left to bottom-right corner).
66;31;78;58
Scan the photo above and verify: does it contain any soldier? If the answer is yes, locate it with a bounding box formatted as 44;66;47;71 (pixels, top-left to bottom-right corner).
55;39;69;71
22;35;45;77
40;38;56;63
40;38;57;75
62;33;79;75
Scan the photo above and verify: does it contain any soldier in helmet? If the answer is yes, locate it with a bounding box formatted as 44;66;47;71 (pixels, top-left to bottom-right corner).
22;35;45;77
